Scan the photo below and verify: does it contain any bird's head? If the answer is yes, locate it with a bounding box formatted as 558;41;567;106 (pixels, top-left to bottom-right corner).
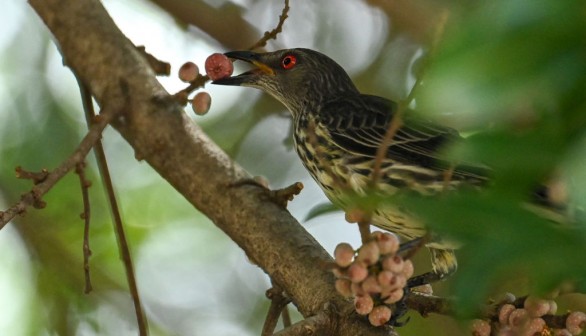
212;48;358;115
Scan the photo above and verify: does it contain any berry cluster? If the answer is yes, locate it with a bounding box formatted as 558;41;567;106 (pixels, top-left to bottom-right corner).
470;294;586;336
177;53;234;115
332;232;414;326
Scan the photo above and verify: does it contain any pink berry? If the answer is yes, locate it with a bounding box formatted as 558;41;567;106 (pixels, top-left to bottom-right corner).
354;294;374;315
351;282;365;296
382;274;407;292
553;329;573;336
205;53;233;80
499;304;516;325
508;308;529;327
382;288;404;304
361;275;382;294
334;243;355;267
524;296;550;317
347;263;368;283
178;61;199;82
382;255;404;273
377;271;395;287
368;305;392;326
470;319;491;336
566;311;586;335
192;92;212;115
402;259;414;278
345;208;366;223
335;279;352;297
523;318;545;335
356;241;380;266
375;232;400;255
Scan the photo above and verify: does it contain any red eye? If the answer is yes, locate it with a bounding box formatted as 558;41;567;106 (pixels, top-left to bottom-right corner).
281;55;297;69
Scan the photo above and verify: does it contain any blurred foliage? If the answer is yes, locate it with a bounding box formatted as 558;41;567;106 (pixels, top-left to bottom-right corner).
1;0;586;336
413;0;586;315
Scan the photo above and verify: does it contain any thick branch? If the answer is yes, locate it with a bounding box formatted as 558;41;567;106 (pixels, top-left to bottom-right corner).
28;0;387;335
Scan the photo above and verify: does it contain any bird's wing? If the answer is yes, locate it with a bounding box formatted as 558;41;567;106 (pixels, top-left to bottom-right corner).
318;94;489;181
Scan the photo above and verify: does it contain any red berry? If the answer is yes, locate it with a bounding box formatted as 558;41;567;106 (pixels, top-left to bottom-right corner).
470;319;491;336
354;294;374;315
205;53;233;80
334;243;355;267
178;62;199;82
192;92;211;115
368;305;392;326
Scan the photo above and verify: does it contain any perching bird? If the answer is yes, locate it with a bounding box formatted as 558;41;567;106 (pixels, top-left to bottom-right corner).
213;48;491;282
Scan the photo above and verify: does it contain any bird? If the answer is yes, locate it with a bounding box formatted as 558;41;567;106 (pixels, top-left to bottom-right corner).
212;48;493;284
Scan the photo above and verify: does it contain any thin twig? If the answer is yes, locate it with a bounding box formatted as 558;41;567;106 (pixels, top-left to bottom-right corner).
15;166;49;185
281;305;292;328
172;74;209;106
78;82;149;335
172;0;290;104
0;105;119;229
369;9;450;190
75;161;93;294
272;313;331;336
369;109;405;189
262;285;292;336
248;0;290;51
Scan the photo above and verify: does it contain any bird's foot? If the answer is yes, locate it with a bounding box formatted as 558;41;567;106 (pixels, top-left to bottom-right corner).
407;271;444;288
388;286;412;326
230;177;303;208
387;274;440;327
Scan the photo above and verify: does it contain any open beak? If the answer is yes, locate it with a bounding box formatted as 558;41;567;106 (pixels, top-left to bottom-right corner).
212;51;275;86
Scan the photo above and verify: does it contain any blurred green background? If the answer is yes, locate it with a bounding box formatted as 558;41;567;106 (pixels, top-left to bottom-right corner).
1;0;585;335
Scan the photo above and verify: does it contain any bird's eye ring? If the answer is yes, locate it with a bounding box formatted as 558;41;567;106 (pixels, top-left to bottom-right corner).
281;55;297;70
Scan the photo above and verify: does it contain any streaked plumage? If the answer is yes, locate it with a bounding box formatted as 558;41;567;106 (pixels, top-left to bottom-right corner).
213;48;491;277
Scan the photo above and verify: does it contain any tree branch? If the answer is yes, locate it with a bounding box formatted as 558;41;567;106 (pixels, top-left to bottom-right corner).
0;99;122;229
27;0;388;334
